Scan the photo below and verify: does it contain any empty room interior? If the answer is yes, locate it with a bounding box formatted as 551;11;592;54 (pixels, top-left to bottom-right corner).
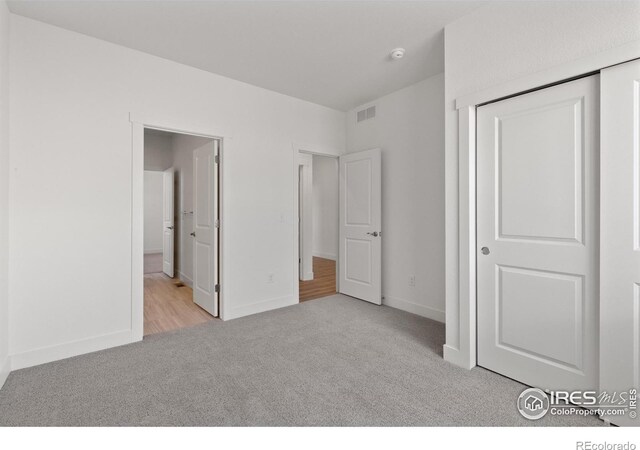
0;0;639;439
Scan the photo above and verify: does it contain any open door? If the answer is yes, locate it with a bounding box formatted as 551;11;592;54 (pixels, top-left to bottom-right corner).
193;140;219;316
162;168;174;277
338;148;382;305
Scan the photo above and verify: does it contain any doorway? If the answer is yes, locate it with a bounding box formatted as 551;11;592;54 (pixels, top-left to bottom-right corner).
295;148;382;305
298;152;339;302
142;128;220;335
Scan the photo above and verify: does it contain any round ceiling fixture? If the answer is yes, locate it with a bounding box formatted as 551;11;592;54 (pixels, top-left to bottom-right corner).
390;48;405;60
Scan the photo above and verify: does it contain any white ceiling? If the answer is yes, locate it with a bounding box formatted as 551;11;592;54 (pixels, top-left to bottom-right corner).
8;0;486;111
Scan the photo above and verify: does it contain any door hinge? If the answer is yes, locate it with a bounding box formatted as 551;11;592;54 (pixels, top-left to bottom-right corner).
215;284;220;293
214;154;219;164
215;219;220;228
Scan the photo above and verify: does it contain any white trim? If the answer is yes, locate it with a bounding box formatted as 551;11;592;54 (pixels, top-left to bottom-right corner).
129;112;233;140
301;271;314;281
456;40;640;110
10;330;132;371
298;153;313;282
383;296;445;323
144;249;162;255
446;40;640;370
0;357;10;389
313;252;337;261
445;106;477;369
293;142;341;159
224;295;296;321
292;143;341;304
442;345;474;370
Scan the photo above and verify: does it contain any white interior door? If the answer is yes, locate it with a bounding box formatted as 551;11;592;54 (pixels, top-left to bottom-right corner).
600;59;640;427
477;75;599;391
193;140;218;316
162;168;174;277
339;148;382;305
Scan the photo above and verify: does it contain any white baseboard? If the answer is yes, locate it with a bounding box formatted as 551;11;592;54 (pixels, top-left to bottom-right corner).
301;271;314;281
10;329;133;371
178;272;193;288
144;249;162;255
0;356;9;390
313;252;337;261
382;295;445;323
224;295;296;321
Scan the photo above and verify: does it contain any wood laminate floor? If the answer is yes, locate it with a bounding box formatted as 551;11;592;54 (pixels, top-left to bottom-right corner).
299;257;337;302
144;273;215;336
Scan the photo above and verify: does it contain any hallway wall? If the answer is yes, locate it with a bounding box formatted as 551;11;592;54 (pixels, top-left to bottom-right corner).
311;155;338;261
143;171;164;254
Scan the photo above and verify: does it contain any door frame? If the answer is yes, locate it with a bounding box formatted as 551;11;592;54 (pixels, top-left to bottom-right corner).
131;113;229;341
444;40;640;370
291;143;340;303
298;152;314;281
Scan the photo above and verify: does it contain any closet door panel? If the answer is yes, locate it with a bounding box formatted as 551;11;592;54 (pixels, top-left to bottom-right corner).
601;58;640;427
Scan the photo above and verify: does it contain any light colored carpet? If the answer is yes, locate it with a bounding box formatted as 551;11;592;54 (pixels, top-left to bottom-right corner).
144;253;163;274
0;295;603;426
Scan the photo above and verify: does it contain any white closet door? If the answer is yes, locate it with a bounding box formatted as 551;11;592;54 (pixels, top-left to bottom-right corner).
600;59;640;427
477;75;599;392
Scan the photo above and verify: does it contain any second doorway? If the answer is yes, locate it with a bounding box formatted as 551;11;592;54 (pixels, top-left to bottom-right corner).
298;152;339;302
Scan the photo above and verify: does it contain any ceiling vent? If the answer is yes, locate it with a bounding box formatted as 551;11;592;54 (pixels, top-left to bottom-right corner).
356;105;376;123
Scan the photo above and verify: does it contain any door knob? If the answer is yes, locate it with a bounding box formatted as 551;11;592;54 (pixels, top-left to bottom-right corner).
367;231;379;237
190;232;196;237
481;247;490;255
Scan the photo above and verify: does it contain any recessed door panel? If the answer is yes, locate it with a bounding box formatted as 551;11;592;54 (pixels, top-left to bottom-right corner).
497;266;583;370
345;159;372;226
345;238;372;284
477;75;598;392
498;99;583;243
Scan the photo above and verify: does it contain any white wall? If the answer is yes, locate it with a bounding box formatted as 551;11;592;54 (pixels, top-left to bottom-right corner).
0;0;10;387
311;155;338;260
144;130;172;171
443;1;640;365
143;171;164;254
347;74;445;322
8;15;345;368
171;134;213;285
143;130;172;255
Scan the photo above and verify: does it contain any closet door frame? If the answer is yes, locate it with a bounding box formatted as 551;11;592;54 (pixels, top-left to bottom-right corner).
444;40;640;376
